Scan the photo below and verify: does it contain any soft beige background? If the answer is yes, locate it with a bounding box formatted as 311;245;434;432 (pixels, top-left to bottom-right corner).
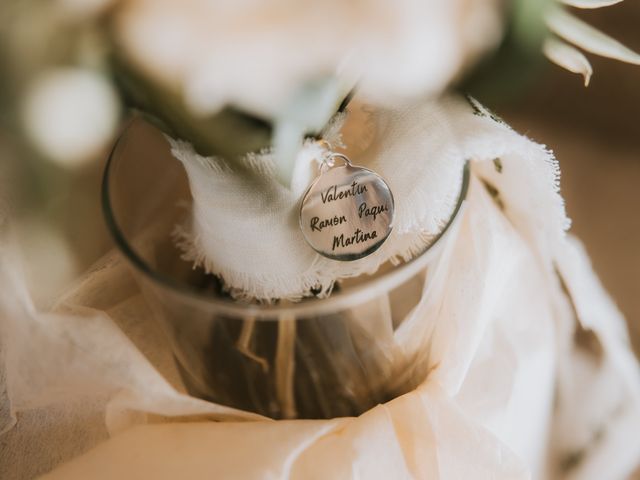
503;2;640;357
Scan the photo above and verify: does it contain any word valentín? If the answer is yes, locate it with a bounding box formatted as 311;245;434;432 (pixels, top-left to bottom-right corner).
321;181;368;204
332;228;378;251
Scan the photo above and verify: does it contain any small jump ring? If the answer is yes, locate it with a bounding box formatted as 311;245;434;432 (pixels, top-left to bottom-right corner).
326;152;352;167
316;138;333;151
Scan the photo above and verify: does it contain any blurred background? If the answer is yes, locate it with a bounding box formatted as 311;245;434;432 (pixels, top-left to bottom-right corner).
503;2;640;356
0;1;638;355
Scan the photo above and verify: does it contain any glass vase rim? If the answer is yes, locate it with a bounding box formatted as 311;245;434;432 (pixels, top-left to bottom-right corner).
101;119;470;319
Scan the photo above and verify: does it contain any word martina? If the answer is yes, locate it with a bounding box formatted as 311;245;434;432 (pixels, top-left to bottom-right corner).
332;228;378;251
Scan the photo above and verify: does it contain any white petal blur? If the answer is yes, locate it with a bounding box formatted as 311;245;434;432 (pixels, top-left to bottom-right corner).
113;0;503;119
21;68;121;168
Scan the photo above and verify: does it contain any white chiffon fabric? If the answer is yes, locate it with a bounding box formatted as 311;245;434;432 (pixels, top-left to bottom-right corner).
1;96;639;479
169;99;467;301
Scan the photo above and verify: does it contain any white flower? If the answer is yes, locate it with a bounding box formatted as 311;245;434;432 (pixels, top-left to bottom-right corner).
113;0;503;119
21;68;121;168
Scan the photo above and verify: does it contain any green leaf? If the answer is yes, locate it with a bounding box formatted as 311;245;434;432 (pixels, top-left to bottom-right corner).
459;0;554;103
273;78;344;186
111;52;272;161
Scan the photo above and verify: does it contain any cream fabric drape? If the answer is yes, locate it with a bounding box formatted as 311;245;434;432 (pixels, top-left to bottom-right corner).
1;96;639;479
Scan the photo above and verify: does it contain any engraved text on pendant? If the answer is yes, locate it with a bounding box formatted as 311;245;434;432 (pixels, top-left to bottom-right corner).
299;164;395;261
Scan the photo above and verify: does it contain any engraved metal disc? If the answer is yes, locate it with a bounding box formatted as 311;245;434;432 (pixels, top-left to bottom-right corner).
299;163;395;261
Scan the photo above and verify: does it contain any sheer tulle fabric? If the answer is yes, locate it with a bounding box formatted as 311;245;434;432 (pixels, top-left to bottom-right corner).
0;96;638;479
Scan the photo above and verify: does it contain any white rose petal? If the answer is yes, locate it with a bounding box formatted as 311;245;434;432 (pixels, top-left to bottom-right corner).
115;0;502;119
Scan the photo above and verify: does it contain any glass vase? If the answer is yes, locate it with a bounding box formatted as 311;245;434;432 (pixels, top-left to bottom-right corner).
102;117;469;419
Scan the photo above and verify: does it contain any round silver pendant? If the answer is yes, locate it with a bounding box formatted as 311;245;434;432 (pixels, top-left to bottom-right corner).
299;155;395;261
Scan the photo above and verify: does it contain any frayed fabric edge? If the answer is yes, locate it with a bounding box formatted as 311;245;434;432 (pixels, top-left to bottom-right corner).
171;218;440;303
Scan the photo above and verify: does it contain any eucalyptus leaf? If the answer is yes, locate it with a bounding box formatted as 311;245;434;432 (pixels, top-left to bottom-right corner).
274;78;342;186
543;37;593;85
111;53;272;162
460;0;553;104
546;8;640;64
273;120;305;187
